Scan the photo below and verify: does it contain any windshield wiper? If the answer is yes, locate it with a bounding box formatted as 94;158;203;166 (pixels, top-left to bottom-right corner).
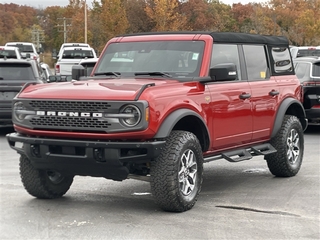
94;72;121;77
134;72;172;78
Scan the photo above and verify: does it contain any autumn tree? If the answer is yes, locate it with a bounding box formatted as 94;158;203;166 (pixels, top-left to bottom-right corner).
123;0;154;33
0;3;38;44
207;1;236;32
91;0;129;52
145;0;187;31
268;0;320;45
63;0;86;43
180;0;216;31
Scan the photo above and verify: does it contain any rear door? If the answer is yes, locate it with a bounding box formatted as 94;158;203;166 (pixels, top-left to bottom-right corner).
242;44;278;141
244;45;294;141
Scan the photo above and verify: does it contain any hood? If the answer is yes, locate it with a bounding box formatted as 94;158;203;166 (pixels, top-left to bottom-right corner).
17;78;179;101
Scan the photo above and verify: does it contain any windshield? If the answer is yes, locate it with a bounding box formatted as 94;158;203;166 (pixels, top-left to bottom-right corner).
297;49;320;58
0;64;35;80
7;44;34;53
95;41;205;78
62;49;95;59
0;50;18;58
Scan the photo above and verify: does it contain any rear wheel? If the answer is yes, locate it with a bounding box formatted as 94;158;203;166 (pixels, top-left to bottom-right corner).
150;130;203;212
265;115;304;177
19;155;74;198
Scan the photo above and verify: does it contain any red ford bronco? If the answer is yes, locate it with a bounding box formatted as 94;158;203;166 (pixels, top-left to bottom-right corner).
7;32;307;212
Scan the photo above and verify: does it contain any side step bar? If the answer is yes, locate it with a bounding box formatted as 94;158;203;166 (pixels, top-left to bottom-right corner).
204;143;277;163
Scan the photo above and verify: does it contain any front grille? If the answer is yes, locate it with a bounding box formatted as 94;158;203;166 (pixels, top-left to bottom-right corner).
29;100;111;112
27;100;114;131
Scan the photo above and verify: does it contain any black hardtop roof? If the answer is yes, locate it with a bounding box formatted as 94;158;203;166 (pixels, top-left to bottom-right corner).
117;31;289;46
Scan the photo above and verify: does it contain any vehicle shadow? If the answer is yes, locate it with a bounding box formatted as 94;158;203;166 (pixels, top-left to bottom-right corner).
0;127;14;136
304;125;320;134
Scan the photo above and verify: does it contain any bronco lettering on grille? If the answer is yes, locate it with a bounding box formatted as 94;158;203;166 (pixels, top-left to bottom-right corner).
36;111;103;118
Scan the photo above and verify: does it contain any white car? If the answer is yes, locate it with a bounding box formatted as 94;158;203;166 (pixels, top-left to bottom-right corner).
0;46;22;59
56;43;91;59
290;46;320;59
5;42;40;63
55;46;97;75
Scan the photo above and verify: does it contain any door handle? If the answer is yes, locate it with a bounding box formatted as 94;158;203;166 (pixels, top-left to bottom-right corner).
239;93;251;99
269;90;279;96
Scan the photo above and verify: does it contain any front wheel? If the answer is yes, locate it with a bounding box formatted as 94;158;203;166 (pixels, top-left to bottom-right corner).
20;155;74;198
265;115;304;177
150;131;203;212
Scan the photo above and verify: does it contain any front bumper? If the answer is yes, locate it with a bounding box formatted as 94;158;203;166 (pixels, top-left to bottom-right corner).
0;109;13;127
7;132;165;180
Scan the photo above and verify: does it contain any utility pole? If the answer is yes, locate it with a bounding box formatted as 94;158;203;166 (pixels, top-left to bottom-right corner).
31;26;45;52
57;17;72;43
85;0;87;43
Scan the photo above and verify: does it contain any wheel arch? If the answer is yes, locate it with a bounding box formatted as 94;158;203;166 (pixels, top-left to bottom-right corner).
153;109;210;152
271;98;307;138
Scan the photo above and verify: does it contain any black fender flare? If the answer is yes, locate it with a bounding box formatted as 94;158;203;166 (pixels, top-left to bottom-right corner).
271;98;307;138
153;109;210;147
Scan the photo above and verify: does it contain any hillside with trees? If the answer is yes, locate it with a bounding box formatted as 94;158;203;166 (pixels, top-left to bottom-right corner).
0;0;319;58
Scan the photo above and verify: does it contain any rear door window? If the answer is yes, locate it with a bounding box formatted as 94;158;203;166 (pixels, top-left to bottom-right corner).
243;45;268;80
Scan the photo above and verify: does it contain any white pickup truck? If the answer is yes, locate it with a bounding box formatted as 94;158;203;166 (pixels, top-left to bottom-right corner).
55;46;97;76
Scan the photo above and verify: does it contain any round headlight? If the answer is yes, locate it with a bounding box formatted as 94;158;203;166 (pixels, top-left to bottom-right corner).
13;101;27;121
119;105;141;127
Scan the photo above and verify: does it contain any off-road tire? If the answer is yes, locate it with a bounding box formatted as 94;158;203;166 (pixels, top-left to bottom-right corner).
265;115;304;177
150;130;203;212
19;155;74;198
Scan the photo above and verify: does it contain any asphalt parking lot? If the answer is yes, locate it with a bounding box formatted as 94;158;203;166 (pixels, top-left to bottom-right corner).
0;126;319;240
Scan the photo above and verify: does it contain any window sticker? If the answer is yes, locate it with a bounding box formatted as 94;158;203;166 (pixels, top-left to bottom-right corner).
192;53;199;60
260;71;266;79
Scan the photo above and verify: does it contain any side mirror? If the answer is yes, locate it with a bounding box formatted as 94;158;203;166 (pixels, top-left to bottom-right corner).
209;63;238;81
48;75;59;83
72;65;85;80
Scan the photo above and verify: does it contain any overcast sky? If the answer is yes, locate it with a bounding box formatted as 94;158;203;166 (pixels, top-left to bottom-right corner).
2;0;263;8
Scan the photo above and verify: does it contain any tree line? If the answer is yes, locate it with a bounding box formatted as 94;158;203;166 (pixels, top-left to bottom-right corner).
0;0;319;55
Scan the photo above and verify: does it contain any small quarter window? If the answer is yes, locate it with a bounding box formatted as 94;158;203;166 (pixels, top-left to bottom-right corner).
272;47;293;73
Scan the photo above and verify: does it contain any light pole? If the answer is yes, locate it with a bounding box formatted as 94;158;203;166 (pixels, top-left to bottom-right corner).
84;0;87;43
